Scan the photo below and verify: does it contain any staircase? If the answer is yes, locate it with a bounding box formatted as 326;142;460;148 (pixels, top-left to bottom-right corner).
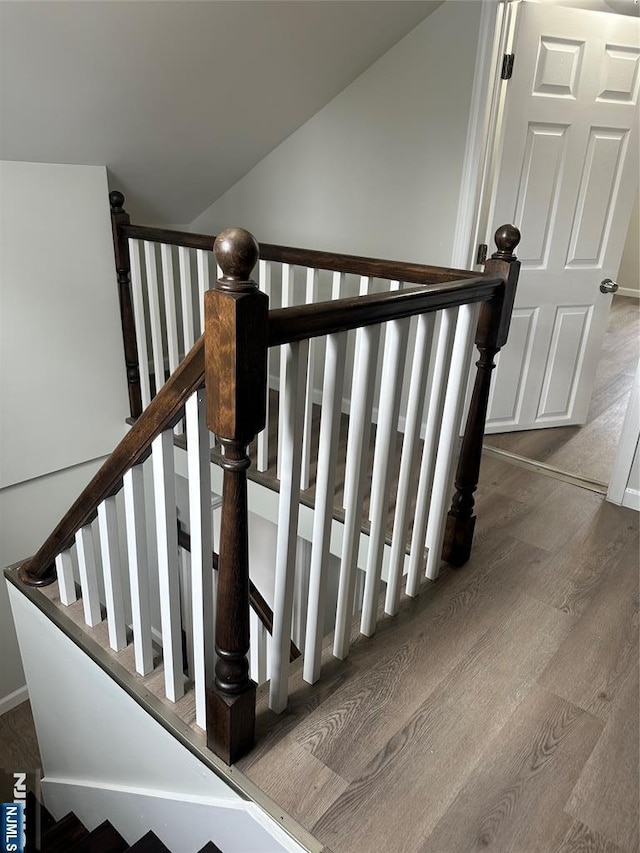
26;791;221;852
6;200;521;853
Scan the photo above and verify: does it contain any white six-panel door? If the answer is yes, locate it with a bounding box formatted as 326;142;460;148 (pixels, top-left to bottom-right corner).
486;1;639;432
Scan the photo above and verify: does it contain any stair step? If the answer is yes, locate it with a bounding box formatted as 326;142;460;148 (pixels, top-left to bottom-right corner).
41;811;89;851
196;843;224;853
126;830;171;852
68;819;128;853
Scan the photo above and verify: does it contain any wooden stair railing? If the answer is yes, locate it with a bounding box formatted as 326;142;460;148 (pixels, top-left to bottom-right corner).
17;220;520;768
109;190;479;423
176;523;300;663
18;338;206;587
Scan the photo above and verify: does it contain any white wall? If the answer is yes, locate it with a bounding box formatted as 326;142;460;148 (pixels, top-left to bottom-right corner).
0;161;130;710
608;359;640;511
617;192;639;298
0;161;129;488
191;0;482;268
8;587;309;853
0;458;107;713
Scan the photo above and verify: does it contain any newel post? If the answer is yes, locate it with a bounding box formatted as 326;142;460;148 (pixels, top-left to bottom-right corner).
109;191;143;419
204;227;268;764
442;224;521;567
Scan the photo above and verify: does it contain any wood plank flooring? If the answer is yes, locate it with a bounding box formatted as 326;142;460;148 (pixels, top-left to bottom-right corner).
485;295;640;484
238;456;639;853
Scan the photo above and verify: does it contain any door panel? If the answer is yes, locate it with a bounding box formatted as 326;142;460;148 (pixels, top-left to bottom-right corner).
536;304;592;421
485;1;639;432
566;127;630;267
488;308;539;426
515;123;568;267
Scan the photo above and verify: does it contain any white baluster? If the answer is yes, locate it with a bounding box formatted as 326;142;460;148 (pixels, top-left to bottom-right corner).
406;308;458;596
144;241;166;395
160;244;180;375
425;303;478;580
250;609;268;686
179;547;195;680
97;496;127;651
55;550;76;606
360;312;410;637
304;331;348;684
123;465;154;675
75;524;102;627
340;274;374;512
196;249;210;336
277;264;295;480
385;313;436;615
257;260;272;472
270;339;309;713
292;539;312;650
331;270;344;300
300;267;319;490
152;430;184;702
128;239;152;408
333;316;380;660
185;388;213;729
178;246;195;355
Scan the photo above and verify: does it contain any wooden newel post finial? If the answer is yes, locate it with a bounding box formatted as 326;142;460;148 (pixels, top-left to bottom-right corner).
109;190;125;213
109;191;143;419
205;227;267;764
442;224;521;568
492;223;520;261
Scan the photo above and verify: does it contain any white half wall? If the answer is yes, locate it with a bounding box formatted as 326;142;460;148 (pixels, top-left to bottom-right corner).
0;456;106;712
190;0;482;267
0;161;129;488
8;586;309;853
608;359;640;511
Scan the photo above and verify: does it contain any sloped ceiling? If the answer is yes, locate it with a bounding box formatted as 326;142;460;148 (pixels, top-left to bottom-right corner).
0;0;443;224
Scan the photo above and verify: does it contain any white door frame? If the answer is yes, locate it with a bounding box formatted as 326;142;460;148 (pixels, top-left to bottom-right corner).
452;0;520;269
455;0;639;503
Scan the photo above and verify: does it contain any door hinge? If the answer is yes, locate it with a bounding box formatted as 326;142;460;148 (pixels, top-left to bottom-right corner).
501;53;515;80
476;243;488;265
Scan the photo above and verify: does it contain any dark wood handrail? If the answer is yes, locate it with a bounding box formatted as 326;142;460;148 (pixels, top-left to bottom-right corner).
268;276;505;346
121;223;476;286
176;526;301;663
19;274;503;588
19;338;206;584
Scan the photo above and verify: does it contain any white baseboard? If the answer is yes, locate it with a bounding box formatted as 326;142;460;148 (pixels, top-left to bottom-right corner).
0;684;28;716
617;287;640;299
621;486;640;512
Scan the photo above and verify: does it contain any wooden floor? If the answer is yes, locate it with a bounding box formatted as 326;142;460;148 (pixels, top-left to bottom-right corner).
485;295;640;484
5;457;639;852
237;455;639;853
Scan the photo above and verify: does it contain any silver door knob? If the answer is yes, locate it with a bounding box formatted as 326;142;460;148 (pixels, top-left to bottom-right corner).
600;278;618;294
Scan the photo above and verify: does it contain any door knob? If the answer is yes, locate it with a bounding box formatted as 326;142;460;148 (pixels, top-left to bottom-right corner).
600;278;618;294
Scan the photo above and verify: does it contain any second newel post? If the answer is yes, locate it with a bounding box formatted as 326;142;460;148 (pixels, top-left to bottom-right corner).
205;228;268;764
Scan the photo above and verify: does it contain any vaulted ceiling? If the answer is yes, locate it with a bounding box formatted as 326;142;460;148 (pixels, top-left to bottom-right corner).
0;1;443;224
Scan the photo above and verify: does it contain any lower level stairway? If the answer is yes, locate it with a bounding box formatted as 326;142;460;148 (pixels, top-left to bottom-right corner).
29;792;272;853
26;791;221;852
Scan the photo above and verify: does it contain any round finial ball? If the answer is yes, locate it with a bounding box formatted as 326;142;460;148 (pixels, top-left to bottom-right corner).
109;190;125;212
494;224;521;256
214;227;259;281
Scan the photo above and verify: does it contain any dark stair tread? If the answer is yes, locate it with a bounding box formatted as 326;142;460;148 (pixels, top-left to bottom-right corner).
68;819;128;853
196;843;224;853
126;830;171;853
42;811;89;851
